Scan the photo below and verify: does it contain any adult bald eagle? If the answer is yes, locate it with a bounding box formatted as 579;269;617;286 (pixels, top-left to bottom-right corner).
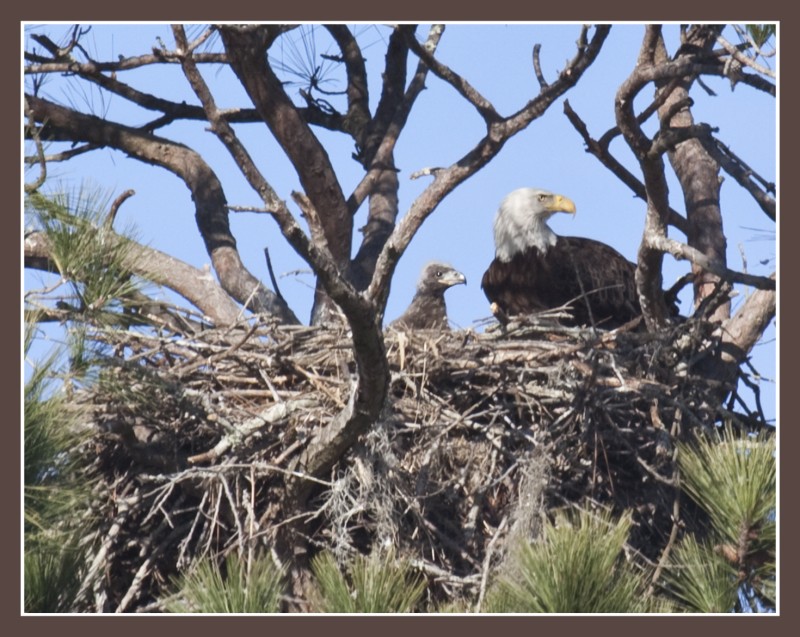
391;262;467;330
481;188;641;329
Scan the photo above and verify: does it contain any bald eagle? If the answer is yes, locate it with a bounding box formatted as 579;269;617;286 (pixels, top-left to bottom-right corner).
481;188;641;329
391;262;467;330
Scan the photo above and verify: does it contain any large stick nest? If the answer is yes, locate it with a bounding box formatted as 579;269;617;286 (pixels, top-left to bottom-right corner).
68;313;761;611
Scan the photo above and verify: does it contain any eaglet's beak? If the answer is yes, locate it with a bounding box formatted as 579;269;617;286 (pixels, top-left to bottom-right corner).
442;270;467;288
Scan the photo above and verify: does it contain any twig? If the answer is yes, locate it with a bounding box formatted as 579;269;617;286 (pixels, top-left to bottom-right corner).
476;515;508;612
532;43;548;88
699;136;776;221
410;167;445;180
219;473;246;558
648;411;683;595
401;24;501;125
23;98;47;192
177;321;260;378
409;559;481;586
76;490;140;604
104;189;136;230
264;247;285;301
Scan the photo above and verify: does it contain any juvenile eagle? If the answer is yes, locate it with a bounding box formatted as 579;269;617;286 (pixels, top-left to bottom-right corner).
391;262;467;330
481;188;641;329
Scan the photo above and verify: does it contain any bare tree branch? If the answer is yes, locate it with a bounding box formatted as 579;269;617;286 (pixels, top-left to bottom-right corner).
218;25;353;325
25;93;299;325
699;137;776;221
716;33;776;79
25;142;99;164
720;278;776;366
64;67;267;126
646;235;774;291
171;25;351;319
695;276;777;401
24;230;242;326
532;43;548;89
654;26;730;321
170;26;392;516
104;189;136;230
367;25;612;311
25;51;228;74
350;25;444;289
324;24;371;146
615;25;673;330
402;24;502;124
23;98;47;193
563;100;690;236
564;96;775;289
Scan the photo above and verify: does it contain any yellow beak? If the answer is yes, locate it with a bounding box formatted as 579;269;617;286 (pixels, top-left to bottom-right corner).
549;194;577;215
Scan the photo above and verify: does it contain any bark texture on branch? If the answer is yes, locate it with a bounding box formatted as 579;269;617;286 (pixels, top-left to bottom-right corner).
219;26;353;326
25;225;243;327
25;94;299;326
654;26;730;322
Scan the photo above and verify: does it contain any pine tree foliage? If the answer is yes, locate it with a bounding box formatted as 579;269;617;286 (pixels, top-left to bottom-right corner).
23;322;92;612
24;540;86;614
666;426;776;611
165;553;286;613
744;24;776;50
307;550;426;613
25;189;143;322
662;534;740;613
486;509;652;613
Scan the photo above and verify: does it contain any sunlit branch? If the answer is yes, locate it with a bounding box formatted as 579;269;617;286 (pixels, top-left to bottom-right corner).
402;24;502;125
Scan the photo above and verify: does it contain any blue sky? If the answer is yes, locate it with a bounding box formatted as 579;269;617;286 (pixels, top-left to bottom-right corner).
24;23;777;421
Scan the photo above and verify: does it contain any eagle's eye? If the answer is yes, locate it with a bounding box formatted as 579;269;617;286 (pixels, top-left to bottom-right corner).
436;270;443;278
537;194;547;201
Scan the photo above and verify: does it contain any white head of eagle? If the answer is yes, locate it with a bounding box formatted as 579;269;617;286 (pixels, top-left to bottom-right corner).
493;187;577;262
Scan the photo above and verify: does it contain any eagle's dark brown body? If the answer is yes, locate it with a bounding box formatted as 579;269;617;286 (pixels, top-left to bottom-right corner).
482;235;641;328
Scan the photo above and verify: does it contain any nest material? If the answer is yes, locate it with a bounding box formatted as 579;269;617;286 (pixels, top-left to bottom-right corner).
70;313;754;612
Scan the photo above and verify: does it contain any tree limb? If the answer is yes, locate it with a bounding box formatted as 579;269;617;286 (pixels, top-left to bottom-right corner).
563;100;689;236
366;25;611;312
615;28;673;329
25;230;242;326
350;25;443;290
716;33;776;79
324;24;371;146
25;51;228;75
646;235;775;291
24;93;298;325
24;98;47;193
719;277;776;365
655;26;729;321
699;136;776;221
169;26;391;516
402;24;502;124
218;25;353;325
171;25;354;320
696;276;776;400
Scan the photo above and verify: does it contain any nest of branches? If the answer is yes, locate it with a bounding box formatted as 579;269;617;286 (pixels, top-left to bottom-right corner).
68;312;765;612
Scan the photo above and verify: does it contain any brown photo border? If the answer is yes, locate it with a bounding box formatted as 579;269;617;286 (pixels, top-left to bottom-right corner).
11;2;790;635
